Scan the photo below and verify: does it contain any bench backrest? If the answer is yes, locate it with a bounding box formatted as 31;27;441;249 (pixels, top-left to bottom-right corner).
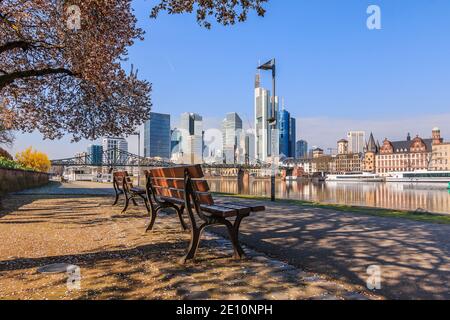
146;165;214;206
113;171;127;190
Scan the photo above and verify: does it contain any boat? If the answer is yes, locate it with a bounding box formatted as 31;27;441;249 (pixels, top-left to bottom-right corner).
326;173;384;182
385;171;450;183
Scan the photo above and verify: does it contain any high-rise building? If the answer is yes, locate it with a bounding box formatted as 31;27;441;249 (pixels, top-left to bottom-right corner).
296;140;308;159
222;113;243;164
179;113;203;164
87;144;103;165
347;131;366;154
289;117;296;158
278;109;296;158
144;112;171;159
102;137;128;164
254;73;279;162
171;128;182;154
244;133;256;164
279;109;290;158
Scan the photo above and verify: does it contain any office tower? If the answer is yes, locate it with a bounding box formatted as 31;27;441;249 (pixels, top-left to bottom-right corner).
347;131;366;154
296;140;308;159
87;144;103;165
171;128;182;154
144;112;171;159
279;109;290;157
244;133;256;164
102;137;128;164
278;109;296;158
289;117;296;158
254;74;279;162
222;113;243;164
179;113;203;164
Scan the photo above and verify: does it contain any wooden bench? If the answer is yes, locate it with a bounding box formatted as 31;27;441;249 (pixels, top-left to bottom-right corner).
146;165;265;263
112;172;126;207
113;171;150;214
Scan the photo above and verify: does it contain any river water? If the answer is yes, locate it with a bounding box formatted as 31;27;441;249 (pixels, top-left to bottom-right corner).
207;178;450;215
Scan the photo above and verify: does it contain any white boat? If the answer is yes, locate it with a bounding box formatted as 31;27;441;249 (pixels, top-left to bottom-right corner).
326;173;384;182
385;171;450;183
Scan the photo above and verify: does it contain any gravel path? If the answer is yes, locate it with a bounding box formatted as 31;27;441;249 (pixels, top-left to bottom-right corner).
0;184;376;300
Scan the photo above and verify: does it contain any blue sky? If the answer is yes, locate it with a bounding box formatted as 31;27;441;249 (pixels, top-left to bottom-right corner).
7;0;450;158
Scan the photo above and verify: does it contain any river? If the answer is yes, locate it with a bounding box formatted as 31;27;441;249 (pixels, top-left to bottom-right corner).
207;178;450;215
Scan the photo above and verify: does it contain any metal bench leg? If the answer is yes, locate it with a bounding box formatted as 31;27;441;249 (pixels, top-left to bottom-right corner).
176;204;188;231
145;207;158;232
181;223;207;264
112;193;120;206
131;198;138;206
225;217;246;259
121;196;130;214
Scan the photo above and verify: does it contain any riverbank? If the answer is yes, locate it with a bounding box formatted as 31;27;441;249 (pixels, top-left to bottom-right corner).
214;193;450;225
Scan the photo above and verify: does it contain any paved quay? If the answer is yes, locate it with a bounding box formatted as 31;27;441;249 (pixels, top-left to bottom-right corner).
0;182;376;300
213;197;450;300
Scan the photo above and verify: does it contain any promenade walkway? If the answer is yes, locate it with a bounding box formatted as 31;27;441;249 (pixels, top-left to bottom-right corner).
0;182;374;300
2;181;449;299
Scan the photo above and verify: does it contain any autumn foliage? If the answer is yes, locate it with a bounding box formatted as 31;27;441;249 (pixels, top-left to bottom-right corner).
15;147;51;172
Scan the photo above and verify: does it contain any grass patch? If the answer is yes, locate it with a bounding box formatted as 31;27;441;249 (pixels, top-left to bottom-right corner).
213;192;450;225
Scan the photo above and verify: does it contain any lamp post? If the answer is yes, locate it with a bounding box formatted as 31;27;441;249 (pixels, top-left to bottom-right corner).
258;59;277;202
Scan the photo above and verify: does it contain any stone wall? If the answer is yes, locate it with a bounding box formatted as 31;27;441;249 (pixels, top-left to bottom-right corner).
0;168;49;195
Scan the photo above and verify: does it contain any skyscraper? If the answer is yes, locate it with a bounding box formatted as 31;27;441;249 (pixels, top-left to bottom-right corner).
222;113;243;164
179;113;203;164
254;73;279;162
87;144;103;166
171;128;182;154
278;109;296;158
244;133;256;164
347;131;366;154
279;109;290;158
289;117;296;158
102;137;128;164
296;140;308;159
144;112;171;159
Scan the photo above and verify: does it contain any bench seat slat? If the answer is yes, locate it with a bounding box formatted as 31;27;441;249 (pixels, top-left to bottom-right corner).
220;202;266;213
159;196;241;218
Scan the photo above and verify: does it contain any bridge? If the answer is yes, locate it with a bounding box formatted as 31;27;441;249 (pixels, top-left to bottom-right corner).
50;149;281;178
51;149;173;168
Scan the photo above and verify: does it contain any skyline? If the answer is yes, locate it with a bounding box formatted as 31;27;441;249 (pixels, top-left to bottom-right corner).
5;0;450;158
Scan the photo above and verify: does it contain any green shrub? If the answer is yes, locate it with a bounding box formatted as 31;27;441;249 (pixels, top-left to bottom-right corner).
0;156;32;171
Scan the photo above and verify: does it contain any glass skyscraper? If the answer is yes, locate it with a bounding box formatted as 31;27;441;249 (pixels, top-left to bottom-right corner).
296;140;308;159
87;144;103;165
279;110;290;158
289;117;296;158
278;109;296;158
144;112;171;159
179;113;203;164
222;112;243;164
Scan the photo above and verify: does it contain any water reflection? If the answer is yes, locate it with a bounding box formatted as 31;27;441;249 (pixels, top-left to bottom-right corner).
207;178;450;215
